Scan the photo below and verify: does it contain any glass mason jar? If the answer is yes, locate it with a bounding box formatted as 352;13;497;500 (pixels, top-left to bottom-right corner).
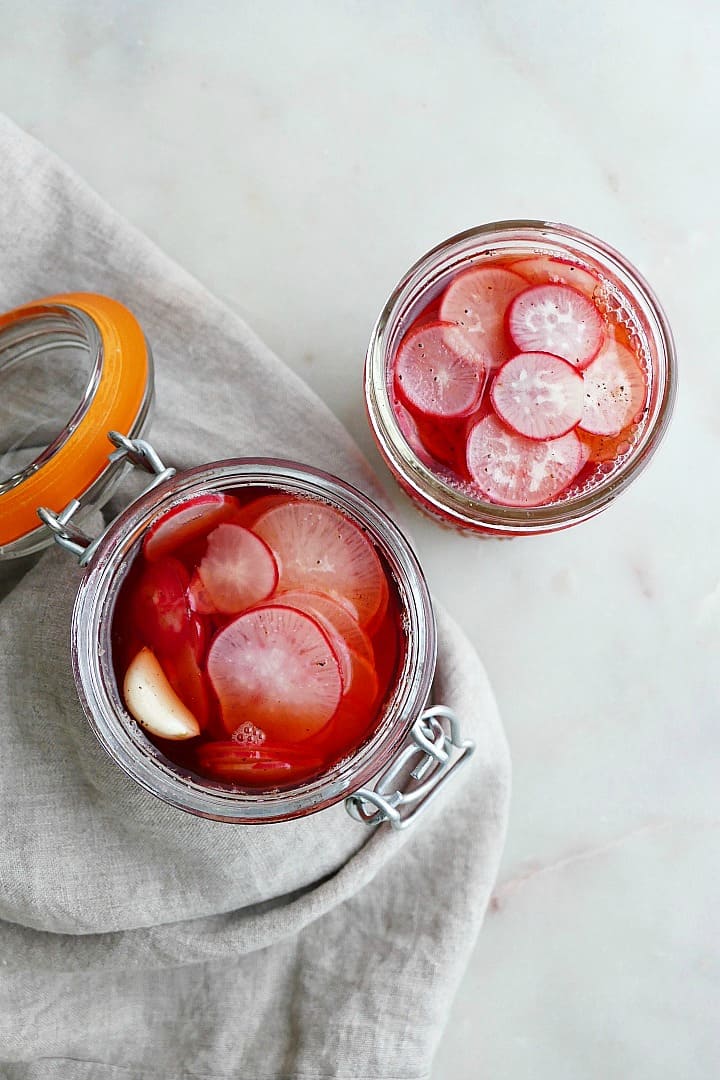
365;220;677;536
0;293;473;828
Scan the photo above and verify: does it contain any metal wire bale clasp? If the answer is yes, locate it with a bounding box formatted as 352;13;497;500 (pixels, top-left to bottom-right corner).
345;705;475;830
37;431;176;565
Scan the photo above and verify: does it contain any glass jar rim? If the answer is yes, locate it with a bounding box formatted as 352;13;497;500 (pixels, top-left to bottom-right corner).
366;219;677;533
72;458;437;823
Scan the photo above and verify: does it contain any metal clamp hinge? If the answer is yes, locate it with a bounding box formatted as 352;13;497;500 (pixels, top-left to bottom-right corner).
37;431;176;565
345;705;475;830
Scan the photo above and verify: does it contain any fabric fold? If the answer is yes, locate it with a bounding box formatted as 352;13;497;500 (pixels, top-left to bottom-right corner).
0;115;510;1080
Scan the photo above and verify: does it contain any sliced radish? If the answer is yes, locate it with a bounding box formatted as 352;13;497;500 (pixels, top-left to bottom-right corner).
253;501;386;627
368;596;401;704
207;605;343;740
160;641;212;729
143;493;242;561
191;523;278;615
466;414;584;507
344;649;379;709
275;590;373;664
324;651;381;749
196;741;321;785
508;284;604;368
364;566;389;635
188;571;215;615
440;266;529;369
394;321;485;419
131;557;205;660
394;400;457;474
123;647;201;740
256;595;352;690
267;591;381;693
415;410;475;473
578;339;648;436
507;256;600;299
233;492;293;530
490;352;584;440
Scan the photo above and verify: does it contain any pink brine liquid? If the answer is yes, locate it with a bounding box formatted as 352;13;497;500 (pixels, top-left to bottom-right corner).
390;253;651;509
112;489;404;789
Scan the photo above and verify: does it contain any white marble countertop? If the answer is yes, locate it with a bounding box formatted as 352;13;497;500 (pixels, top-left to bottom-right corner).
1;1;717;1075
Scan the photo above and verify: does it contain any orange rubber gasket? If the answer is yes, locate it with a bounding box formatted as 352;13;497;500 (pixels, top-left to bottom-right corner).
0;293;150;546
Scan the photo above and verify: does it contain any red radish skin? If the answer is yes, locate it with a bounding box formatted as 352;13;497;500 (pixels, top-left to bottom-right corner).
466;414;585;507
440;266;529;369
507;257;601;299
508;284;605;368
490;352;585;441
253;500;386;627
143;493;242;562
579;339;648;436
394;321;485;419
207;605;343;741
191;523;278;615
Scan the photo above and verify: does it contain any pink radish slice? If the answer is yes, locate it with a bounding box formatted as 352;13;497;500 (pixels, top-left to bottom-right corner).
196;741;321;785
507;257;600;299
577;435;592;470
394;321;485;419
233;492;293;529
254;595;353;690
161;642;212;729
252;500;386;627
190;523;278;615
275;590;373;664
394;400;438;464
440;266;529;369
466;414;584;507
579;339;647;436
344;649;379;708
143;493;242;561
327;651;381;747
207;605;343;740
188;571;215;615
393;401;455;473
131;557;205;660
508;284;605;368
490;352;584;440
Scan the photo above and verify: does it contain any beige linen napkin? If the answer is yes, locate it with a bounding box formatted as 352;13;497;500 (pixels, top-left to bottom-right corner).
0;115;510;1080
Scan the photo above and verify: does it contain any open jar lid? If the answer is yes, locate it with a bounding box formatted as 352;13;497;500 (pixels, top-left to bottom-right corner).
0;293;153;559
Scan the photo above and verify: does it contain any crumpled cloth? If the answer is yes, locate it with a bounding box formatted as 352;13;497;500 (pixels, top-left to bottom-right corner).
0;115;510;1080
